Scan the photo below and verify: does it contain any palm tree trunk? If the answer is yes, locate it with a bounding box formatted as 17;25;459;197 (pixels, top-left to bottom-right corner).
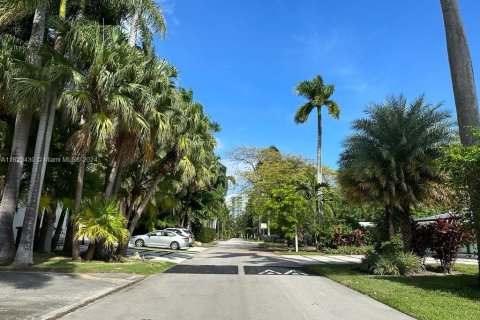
84;242;95;261
128;8;141;47
72;148;88;260
385;205;394;240
0;110;33;263
76;0;86;19
0;3;47;264
399;204;412;252
317;107;323;222
14;97;55;265
63;214;74;254
40;209;56;253
51;207;67;251
440;0;480;146
440;0;480;283
104;151;122;202
59;0;67;18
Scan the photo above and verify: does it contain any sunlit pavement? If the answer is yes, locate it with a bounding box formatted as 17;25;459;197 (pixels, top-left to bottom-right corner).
61;239;413;320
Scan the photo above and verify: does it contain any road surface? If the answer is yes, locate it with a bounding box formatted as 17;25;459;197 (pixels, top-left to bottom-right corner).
62;239;413;320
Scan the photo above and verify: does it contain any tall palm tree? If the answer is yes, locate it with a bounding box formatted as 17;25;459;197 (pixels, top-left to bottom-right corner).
294;75;340;222
13;0;72;266
0;1;48;264
440;0;480;280
339;95;453;251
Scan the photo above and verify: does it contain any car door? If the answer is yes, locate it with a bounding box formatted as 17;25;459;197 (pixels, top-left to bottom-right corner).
145;232;161;247
156;231;171;248
165;231;179;247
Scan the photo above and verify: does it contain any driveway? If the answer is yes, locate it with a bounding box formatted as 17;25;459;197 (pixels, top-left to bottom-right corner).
0;271;142;320
61;239;413;320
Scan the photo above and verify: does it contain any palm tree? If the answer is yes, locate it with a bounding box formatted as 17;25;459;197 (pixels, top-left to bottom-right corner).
13;0;72;266
72;198;128;260
294;75;340;222
0;1;48;264
440;0;480;281
124;0;167;47
339;95;453;251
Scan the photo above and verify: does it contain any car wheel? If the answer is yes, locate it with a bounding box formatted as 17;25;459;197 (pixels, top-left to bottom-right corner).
170;241;179;250
135;239;145;247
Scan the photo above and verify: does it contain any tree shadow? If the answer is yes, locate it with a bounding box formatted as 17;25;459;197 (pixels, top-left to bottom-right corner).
378;273;480;301
0;270;77;289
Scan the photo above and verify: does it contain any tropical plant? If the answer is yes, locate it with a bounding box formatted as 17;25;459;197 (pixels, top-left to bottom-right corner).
339;95;453;251
294;75;340;221
72;198;129;260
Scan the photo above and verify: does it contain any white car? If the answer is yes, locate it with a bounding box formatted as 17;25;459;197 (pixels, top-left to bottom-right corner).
165;228;194;244
130;230;190;250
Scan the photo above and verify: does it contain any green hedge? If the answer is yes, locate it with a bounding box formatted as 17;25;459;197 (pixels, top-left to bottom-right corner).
321;245;374;255
196;227;216;243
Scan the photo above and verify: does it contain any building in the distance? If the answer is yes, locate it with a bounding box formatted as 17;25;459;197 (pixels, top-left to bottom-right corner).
225;193;248;218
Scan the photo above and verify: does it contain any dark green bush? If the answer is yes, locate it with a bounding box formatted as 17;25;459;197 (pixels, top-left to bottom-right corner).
360;251;380;273
380;235;404;254
361;251;421;276
196;227;216;243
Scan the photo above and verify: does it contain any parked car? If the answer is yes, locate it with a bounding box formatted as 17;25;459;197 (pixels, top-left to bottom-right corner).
165;228;194;245
130;230;190;250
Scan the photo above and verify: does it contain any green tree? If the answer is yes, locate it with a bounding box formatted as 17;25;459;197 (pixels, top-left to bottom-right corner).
265;184;310;252
294;75;340;222
339;95;453;251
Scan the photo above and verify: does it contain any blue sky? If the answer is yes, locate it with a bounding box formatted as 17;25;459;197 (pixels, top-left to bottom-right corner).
155;0;480;173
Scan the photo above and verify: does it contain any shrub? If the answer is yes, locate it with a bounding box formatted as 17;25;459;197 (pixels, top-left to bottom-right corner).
373;255;400;276
360;251;380;273
322;245;374;255
195;227;216;243
380;235;404;254
412;223;434;259
331;227;365;248
395;252;422;275
412;218;475;273
430;218;474;273
361;251;421;276
331;227;347;248
345;229;365;246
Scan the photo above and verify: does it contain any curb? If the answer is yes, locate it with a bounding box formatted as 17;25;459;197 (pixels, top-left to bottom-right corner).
41;275;148;320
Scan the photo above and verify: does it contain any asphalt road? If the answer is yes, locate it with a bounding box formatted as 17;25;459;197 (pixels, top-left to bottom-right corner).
61;239;413;320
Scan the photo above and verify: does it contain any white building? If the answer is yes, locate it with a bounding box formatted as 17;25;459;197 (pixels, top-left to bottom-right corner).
226;193;248;218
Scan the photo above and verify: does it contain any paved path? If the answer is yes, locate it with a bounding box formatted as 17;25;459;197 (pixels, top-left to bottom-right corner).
278;253;478;265
62;239;413;320
0;271;142;320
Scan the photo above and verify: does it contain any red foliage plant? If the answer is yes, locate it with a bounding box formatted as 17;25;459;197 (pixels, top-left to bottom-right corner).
331;227;365;248
413;217;474;273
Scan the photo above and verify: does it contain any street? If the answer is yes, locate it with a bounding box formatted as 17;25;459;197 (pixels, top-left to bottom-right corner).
61;239;412;320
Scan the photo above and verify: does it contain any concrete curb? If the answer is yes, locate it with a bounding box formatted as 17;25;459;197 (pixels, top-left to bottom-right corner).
41;275;148;320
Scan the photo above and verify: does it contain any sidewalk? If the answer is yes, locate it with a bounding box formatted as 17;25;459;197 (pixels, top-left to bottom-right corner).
0;271;142;320
275;254;479;265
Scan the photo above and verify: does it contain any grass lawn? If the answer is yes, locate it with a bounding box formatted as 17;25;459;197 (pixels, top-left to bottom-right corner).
307;263;480;320
0;253;175;276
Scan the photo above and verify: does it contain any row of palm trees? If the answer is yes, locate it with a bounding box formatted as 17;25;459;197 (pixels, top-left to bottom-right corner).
0;1;225;265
